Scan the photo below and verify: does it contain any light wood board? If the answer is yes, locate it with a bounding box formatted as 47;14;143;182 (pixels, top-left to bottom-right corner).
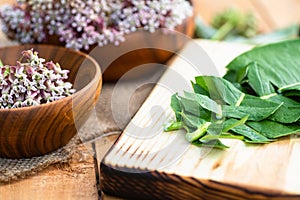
100;40;300;200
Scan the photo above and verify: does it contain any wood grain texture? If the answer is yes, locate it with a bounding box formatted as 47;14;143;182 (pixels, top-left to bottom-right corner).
0;144;98;200
95;134;120;173
0;45;102;158
100;40;300;200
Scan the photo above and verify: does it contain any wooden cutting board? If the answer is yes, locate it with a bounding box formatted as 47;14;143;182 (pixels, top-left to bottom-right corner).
100;40;300;200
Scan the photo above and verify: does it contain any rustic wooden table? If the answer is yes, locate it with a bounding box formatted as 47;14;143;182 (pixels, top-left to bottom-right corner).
0;1;300;200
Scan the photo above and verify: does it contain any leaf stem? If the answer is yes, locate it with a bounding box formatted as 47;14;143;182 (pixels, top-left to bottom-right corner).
220;133;244;140
260;93;278;99
164;121;183;132
278;82;300;92
235;93;245;106
211;22;234;40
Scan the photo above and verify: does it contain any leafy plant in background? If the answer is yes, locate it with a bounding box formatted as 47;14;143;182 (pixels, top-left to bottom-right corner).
211;7;257;40
165;39;300;149
195;8;299;45
0;0;193;51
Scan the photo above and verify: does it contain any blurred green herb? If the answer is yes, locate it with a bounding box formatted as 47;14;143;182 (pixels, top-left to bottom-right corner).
194;8;299;44
211;8;257;40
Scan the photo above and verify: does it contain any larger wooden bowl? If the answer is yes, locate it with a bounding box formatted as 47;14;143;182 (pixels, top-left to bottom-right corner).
91;18;195;81
91;1;196;81
0;44;102;158
37;0;196;81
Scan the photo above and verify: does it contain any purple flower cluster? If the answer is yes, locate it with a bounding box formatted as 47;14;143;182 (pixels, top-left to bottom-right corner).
0;0;193;51
0;49;75;109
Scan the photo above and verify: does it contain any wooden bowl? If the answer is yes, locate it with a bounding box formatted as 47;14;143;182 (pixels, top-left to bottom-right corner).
90;2;196;81
41;0;196;81
91;17;195;81
0;44;102;158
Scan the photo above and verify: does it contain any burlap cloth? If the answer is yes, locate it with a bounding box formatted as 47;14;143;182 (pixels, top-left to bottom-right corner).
0;68;163;183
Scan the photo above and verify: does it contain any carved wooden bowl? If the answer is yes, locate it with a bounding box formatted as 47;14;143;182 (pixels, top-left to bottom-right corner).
91;15;195;81
41;0;196;81
0;44;102;158
91;4;196;81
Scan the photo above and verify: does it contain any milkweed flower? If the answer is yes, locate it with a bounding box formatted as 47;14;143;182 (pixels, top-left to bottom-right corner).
0;49;75;109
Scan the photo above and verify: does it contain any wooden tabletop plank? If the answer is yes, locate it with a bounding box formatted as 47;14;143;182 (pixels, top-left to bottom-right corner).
95;134;120;174
0;144;98;200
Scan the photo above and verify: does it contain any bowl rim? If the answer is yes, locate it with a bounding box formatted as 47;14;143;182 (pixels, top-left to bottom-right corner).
0;44;102;112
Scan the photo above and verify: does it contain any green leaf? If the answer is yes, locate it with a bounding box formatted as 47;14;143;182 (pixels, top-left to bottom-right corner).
192;81;209;96
185;121;211;142
221;94;283;121
207;121;224;135
199;134;221;142
0;60;3;67
225;119;272;143
225;39;300;96
177;96;211;121
179;112;206;130
195;76;243;105
269;106;300;123
247;120;300;139
241;95;278;107
192;139;229;149
199;121;225;142
222;103;281;121
223;116;248;132
266;95;300;123
247;62;276;96
183;91;221;115
170;94;182;121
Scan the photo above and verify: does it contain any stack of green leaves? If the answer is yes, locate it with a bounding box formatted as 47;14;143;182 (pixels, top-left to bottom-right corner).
164;39;300;149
